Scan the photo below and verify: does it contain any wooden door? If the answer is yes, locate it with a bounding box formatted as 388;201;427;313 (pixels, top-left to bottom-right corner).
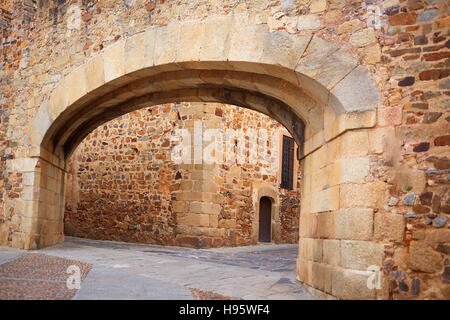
258;197;272;242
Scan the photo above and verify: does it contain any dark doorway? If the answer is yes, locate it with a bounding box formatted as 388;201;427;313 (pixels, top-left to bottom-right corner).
258;197;272;242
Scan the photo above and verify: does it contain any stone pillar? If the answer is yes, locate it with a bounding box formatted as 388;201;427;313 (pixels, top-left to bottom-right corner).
297;124;391;299
173;103;223;248
7;156;65;249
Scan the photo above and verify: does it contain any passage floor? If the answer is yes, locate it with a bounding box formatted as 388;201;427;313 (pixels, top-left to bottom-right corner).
0;237;315;300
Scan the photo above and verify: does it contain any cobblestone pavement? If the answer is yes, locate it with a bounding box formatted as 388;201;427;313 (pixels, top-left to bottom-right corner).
0;237;316;300
0;253;91;300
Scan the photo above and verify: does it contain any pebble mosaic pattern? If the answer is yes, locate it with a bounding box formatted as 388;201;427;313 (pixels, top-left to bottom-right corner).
0;253;91;300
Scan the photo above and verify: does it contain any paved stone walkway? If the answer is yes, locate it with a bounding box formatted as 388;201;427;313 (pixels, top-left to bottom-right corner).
0;253;91;300
0;237;315;300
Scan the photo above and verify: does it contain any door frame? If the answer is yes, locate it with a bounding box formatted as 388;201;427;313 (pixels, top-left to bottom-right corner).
252;184;280;244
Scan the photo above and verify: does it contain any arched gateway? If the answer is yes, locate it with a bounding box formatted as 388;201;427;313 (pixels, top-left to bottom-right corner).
11;16;383;299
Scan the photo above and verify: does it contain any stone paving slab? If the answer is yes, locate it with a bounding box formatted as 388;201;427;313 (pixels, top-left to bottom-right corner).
0;237;316;300
65;237;299;272
73;265;193;300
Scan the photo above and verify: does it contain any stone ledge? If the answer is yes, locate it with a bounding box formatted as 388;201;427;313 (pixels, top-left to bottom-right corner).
303;109;376;158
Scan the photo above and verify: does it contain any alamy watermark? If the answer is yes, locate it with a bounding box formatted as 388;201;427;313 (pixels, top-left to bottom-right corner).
66;265;81;290
170;121;280;175
66;4;82;34
366;265;381;290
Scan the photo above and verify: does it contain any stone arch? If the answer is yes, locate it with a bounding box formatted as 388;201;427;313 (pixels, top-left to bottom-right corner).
13;15;383;299
29;15;380;162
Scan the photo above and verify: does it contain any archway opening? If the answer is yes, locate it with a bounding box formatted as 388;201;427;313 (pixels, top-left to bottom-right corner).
14;20;381;298
64;102;302;248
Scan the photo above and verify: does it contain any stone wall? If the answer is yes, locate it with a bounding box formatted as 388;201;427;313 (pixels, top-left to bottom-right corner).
373;0;449;300
0;0;448;299
0;0;14;245
64;102;301;247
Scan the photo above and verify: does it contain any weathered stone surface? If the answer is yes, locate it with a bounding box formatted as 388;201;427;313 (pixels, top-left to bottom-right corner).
398;76;415;86
426;229;450;243
414;35;428;45
296;258;313;286
335;208;374;241
363;44;382;64
341;240;384;270
374;213;405;242
433;216;448;228
310;0;327;13
439;79;450;89
339;157;370;183
436;244;450;255
350;28;377;47
310;185;339;213
177;23;203;62
103;42;125;83
337;19;362;34
388;197;399;206
332;267;376;299
299;238;323;262
403;193;416;206
389;12;417;25
418;9;438;22
340;182;386;209
297;14;321;30
434;135;450;146
155;24;180;65
322;239;340;266
442;266;450;283
296;36;358;92
409;241;443;273
331;66;381;113
340;130;370;157
317;211;335;239
85;55;105;92
262;32;311;69
125;32;146;74
413;204;430;214
411;278;421;296
200;17;233;62
419;192;433;206
312;262;333;293
423;112;442;124
413;142;430;152
229;23;268;63
389;269;405;281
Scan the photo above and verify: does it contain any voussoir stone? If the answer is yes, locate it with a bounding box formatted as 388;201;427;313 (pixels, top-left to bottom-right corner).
330;65;381;113
296;36;358;91
261;31;311;69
